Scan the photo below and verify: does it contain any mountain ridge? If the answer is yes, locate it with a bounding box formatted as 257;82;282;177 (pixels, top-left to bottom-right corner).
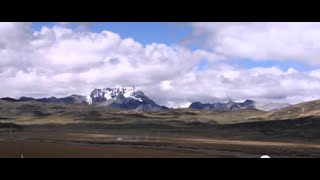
189;100;290;111
0;87;294;112
0;87;168;111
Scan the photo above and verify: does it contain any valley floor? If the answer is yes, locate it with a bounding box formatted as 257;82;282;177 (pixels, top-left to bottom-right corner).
1;125;320;158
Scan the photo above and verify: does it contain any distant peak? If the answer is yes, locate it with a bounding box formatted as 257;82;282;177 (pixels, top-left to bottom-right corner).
89;86;144;104
87;87;167;111
190;99;256;111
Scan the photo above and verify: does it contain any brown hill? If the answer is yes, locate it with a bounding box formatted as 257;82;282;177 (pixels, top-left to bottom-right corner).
251;99;320;121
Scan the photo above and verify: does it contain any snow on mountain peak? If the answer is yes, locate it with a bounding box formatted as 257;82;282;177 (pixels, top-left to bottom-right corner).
86;95;93;104
88;86;143;104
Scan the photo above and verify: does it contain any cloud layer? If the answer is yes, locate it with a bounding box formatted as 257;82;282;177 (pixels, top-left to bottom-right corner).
190;22;320;65
1;22;320;107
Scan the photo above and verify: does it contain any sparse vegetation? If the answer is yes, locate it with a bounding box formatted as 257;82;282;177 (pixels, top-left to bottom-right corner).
1;99;320;157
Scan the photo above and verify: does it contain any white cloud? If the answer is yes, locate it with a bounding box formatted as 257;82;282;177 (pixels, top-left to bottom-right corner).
190;22;320;65
2;22;320;108
0;23;219;103
156;64;320;106
160;80;172;91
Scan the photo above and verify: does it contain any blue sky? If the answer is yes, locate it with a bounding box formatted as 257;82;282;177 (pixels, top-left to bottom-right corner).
31;22;320;72
32;22;193;46
226;59;320;72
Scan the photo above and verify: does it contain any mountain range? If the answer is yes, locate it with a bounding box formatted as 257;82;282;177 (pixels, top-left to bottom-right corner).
1;87;168;111
189;100;290;111
0;87;290;112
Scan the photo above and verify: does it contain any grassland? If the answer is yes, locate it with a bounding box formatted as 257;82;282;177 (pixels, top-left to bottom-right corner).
1;99;320;158
0;100;266;125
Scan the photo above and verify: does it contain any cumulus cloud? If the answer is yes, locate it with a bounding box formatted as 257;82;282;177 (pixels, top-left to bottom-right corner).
1;22;320;108
151;63;320;107
190;22;320;65
0;23;218;103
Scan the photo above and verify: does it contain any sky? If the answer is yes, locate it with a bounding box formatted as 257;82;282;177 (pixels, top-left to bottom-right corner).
2;22;320;107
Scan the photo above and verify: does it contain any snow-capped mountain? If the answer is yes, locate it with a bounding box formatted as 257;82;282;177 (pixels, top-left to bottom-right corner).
1;87;168;111
87;87;168;111
189;100;290;111
88;87;142;104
